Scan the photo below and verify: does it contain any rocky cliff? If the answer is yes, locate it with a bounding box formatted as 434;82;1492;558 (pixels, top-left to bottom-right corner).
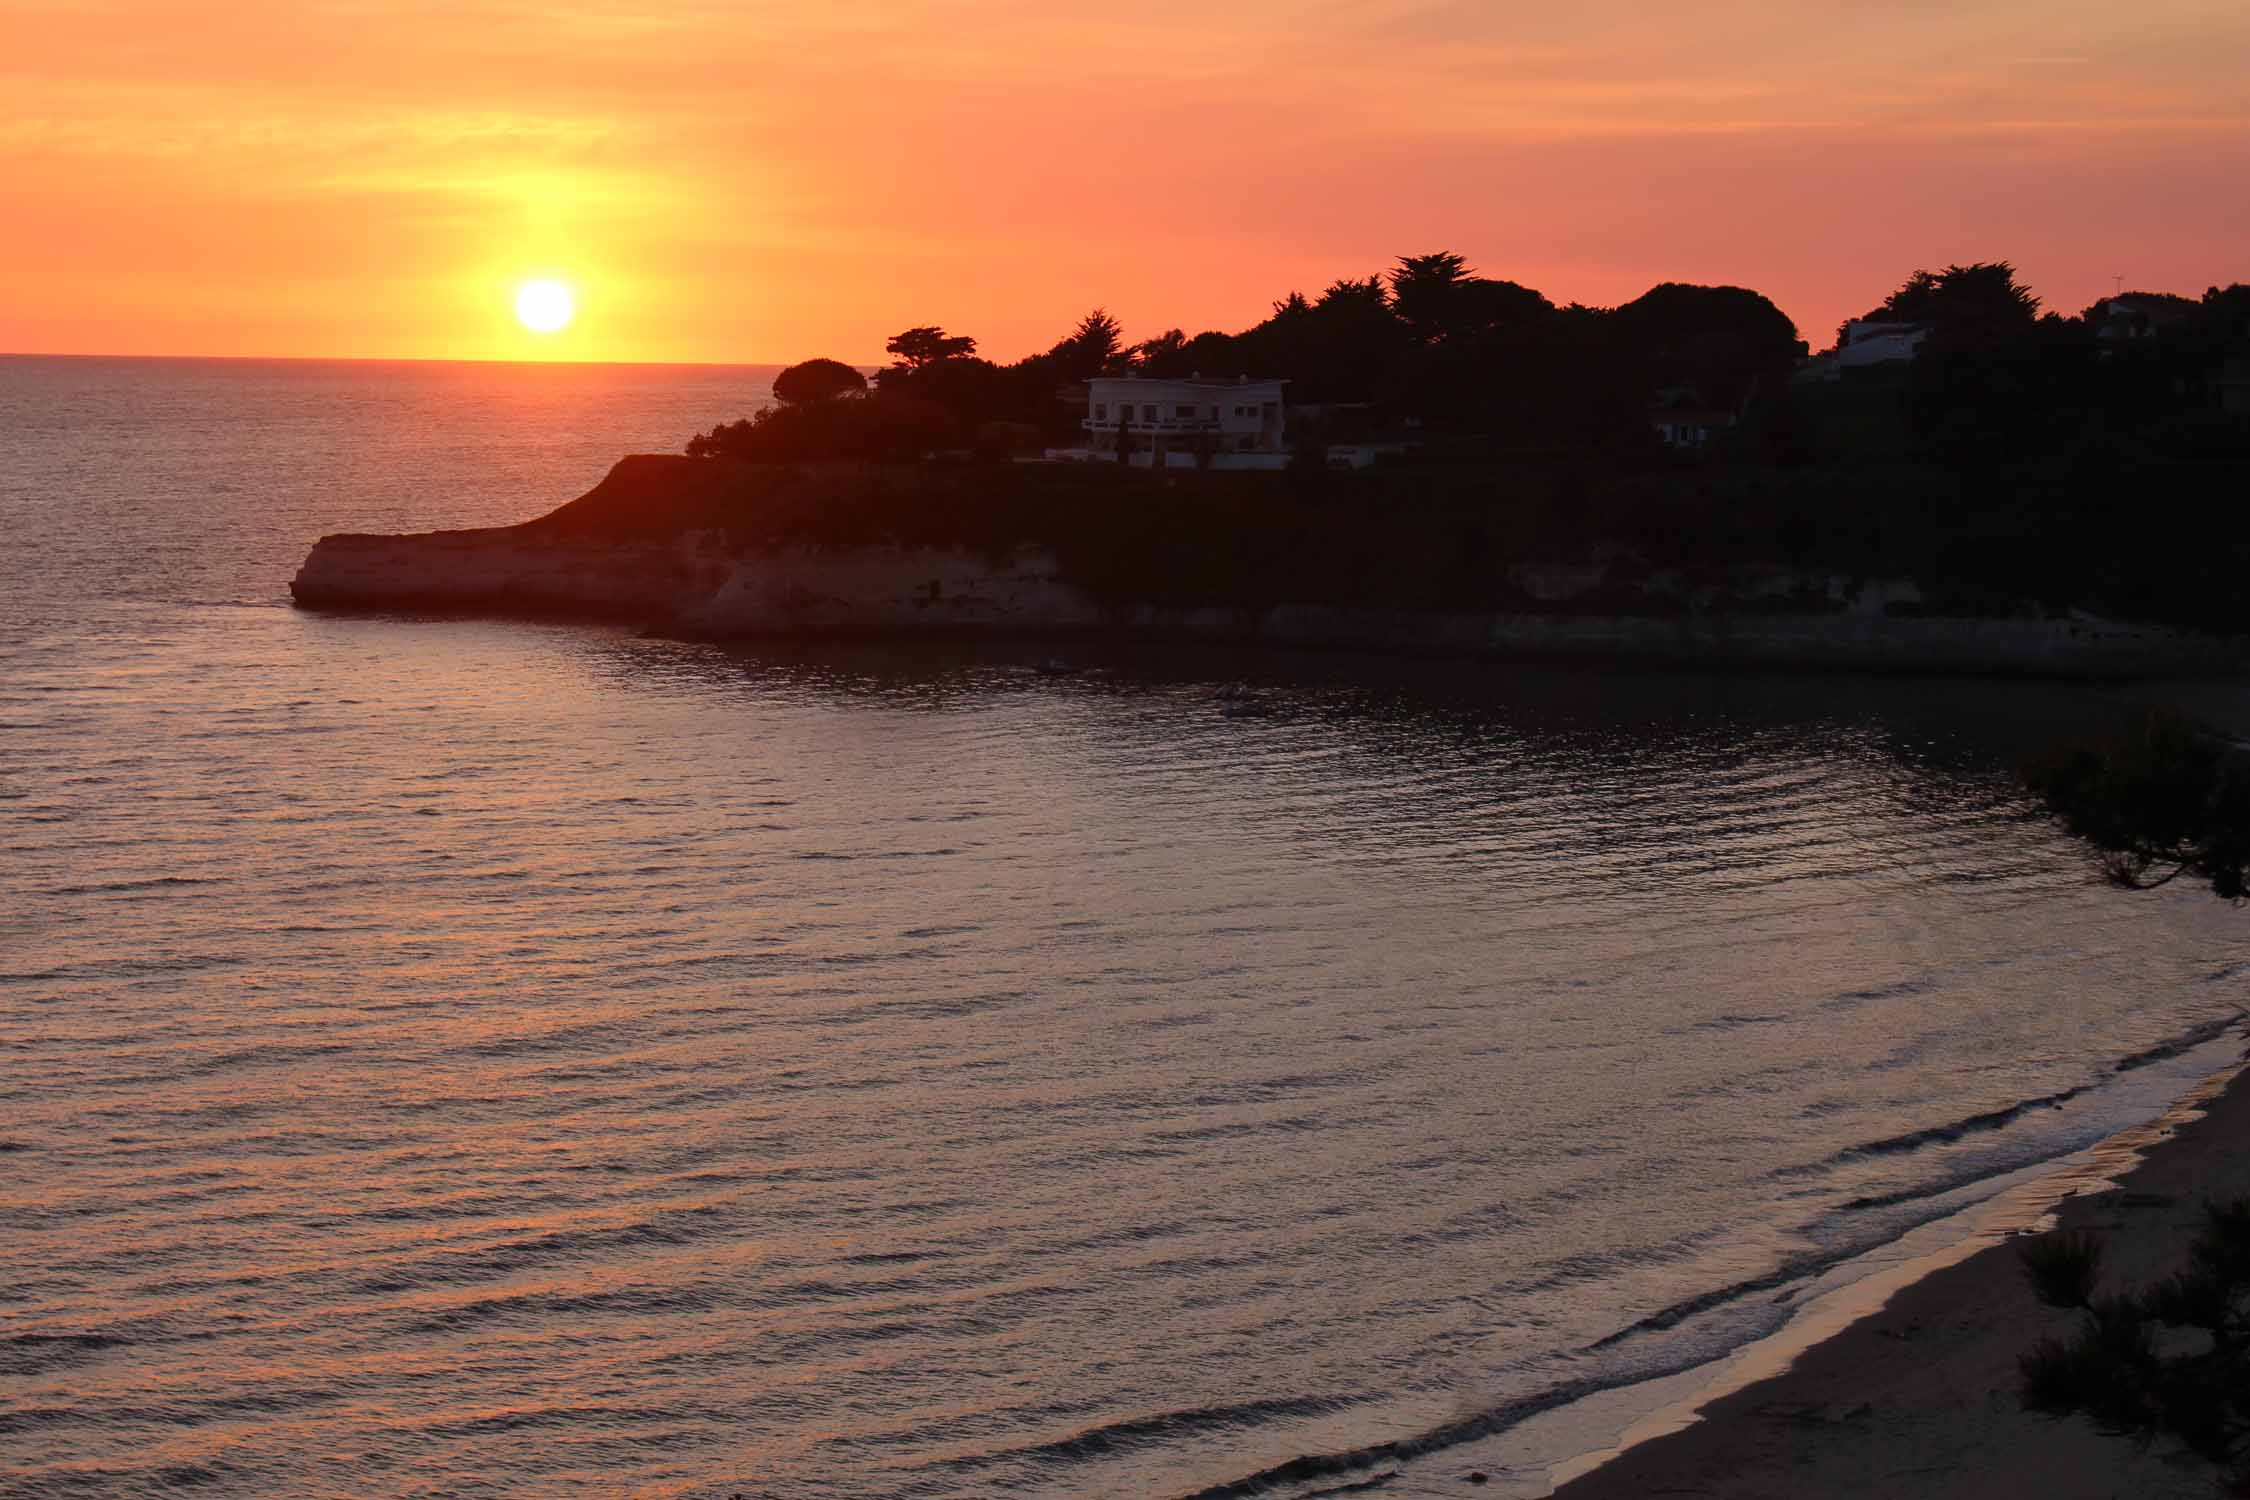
289;457;2245;677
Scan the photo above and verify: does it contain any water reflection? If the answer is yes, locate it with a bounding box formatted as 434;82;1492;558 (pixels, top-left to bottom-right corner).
9;603;2243;1500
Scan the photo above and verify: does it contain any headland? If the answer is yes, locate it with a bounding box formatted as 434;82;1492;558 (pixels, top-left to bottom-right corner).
291;455;2247;678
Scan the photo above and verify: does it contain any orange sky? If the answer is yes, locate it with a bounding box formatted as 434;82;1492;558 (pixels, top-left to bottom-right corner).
3;0;2246;364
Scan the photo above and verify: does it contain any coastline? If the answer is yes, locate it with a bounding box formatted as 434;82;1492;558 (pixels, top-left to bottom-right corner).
282;454;2250;681
289;533;2248;682
1535;1039;2250;1499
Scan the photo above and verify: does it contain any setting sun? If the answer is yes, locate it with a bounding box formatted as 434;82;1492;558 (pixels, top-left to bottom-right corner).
514;279;576;335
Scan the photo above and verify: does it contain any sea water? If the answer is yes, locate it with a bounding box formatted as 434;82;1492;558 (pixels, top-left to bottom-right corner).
2;354;2244;1499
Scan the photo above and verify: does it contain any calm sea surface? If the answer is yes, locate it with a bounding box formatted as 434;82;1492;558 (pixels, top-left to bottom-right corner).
2;355;2244;1500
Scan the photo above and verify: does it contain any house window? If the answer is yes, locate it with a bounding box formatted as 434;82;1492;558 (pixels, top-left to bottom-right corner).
1092;403;1107;420
1176;404;1197;418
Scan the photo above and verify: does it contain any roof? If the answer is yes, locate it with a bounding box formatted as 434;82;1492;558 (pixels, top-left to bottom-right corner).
1086;375;1288;390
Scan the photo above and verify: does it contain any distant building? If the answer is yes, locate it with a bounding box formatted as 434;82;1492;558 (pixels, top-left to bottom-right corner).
1792;320;1932;384
1648;386;1738;449
1051;376;1289;470
2090;293;2197;343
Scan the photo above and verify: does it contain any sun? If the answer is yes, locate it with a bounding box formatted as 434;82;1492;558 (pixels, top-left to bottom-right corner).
514;278;576;335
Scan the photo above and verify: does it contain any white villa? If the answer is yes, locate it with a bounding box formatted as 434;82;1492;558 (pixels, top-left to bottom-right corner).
1792;320;1933;384
1051;376;1289;469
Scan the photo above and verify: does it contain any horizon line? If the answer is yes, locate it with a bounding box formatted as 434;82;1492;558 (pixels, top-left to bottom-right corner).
0;349;816;371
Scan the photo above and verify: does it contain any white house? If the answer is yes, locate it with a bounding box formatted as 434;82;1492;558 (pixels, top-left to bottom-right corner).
1792;320;1932;384
1645;384;1739;449
1839;320;1932;366
2090;293;2196;342
1053;376;1289;469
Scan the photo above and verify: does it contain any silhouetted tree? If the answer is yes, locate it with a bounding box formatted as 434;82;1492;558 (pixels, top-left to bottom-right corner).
2026;711;2250;899
884;326;978;372
771;358;868;405
692;255;2235;489
1849;262;2041;346
1317;276;1391;314
1606;282;1806;414
685;391;957;464
1391;252;1474;343
1182;330;1246;374
894;355;1012;426
1135;328;1192;376
1392;251;1555;353
1041;308;1127;379
1902;311;2099;459
1232;275;1406;402
1130;326;1247;380
2202;284;2250;341
1450;277;1555;337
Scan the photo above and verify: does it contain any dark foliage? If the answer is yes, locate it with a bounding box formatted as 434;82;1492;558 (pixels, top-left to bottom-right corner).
770;358;867;405
2018;1202;2250;1488
1856;262;2042;339
675;260;2250;638
882;326;978;372
2026;711;2250;900
2022;1230;2107;1311
684;392;958;464
1390;252;1553;348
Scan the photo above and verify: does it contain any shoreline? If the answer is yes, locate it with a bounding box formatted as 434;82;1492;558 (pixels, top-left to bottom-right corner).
1146;1024;2250;1500
286;449;2250;682
302;596;2250;685
1531;1035;2250;1499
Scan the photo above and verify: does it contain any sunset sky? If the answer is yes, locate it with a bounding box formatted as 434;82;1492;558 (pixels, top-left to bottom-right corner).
4;0;2246;365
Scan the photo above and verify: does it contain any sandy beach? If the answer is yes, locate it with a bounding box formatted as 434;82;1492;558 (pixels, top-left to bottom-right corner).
1547;1049;2250;1499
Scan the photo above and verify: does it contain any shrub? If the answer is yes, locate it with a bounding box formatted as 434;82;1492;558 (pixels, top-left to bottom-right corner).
2021;1229;2105;1310
2018;1200;2250;1486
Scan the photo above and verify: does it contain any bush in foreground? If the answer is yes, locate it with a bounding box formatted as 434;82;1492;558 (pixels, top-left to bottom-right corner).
2019;1200;2250;1491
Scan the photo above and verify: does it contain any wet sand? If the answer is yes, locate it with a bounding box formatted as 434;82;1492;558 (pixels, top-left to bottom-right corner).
1547;1053;2250;1499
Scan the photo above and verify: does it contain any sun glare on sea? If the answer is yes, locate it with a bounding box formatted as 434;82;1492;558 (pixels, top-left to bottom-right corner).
514;279;576;335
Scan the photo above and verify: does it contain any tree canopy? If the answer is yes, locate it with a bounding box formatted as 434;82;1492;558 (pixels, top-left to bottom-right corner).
1390;252;1553;347
686;251;2243;476
884;326;978;371
1854;262;2041;338
771;357;867;405
2027;712;2250;900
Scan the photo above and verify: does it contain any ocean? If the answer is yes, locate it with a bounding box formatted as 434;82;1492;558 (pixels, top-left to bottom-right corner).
2;354;2243;1499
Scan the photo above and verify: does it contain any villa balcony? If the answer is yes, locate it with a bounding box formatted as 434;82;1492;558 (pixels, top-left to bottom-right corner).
1081;416;1223;434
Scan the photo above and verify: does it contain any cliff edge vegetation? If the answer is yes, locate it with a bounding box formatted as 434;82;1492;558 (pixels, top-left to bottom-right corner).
506;447;2250;635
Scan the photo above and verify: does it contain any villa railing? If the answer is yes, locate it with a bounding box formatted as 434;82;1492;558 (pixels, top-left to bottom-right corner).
1081;417;1225;433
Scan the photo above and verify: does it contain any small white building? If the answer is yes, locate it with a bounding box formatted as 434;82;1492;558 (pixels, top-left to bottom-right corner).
1052;376;1289;469
1840;320;1932;366
1647;384;1738;449
1792;320;1932;384
2090;294;2196;343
